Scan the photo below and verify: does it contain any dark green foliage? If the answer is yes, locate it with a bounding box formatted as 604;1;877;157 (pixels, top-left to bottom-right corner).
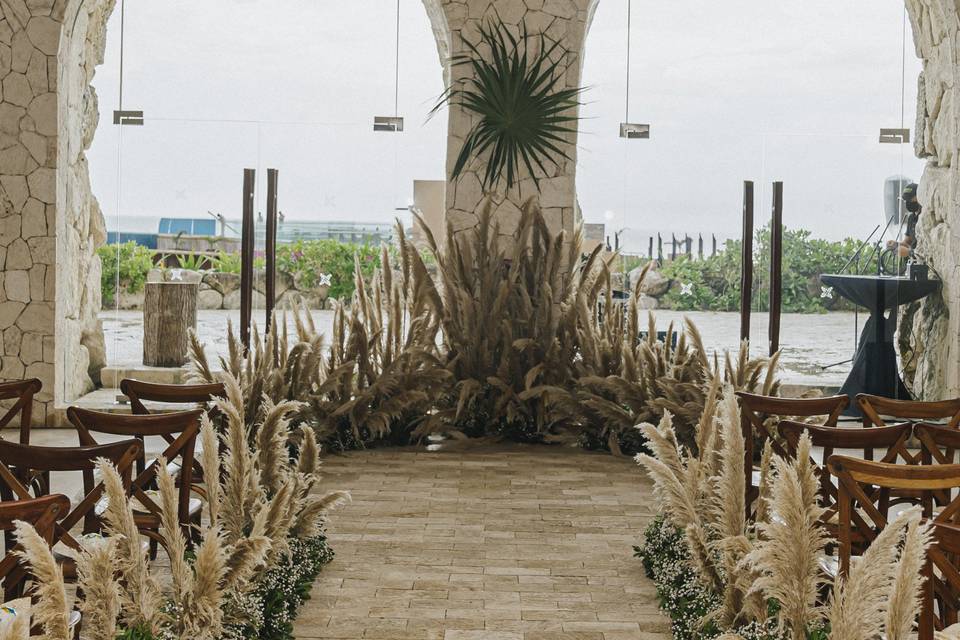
97;241;155;306
433;21;584;191
658;227;873;313
276;240;391;300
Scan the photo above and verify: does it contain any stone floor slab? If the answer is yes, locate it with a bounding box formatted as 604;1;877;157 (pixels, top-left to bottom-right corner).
296;444;670;640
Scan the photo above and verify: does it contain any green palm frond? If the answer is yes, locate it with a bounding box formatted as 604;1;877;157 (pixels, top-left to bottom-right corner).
431;21;584;191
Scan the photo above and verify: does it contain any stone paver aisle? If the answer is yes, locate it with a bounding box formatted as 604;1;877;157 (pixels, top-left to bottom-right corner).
296;444;671;640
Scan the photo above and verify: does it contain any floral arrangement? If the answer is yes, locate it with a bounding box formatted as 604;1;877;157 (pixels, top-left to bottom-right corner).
634;384;933;640
6;372;347;640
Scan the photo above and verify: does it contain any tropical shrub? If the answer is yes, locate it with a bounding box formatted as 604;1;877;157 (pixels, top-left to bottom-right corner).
657;228;872;313
97;241;155;306
275;240;391;301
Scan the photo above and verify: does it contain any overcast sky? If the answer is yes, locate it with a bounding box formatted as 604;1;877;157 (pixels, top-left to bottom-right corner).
88;1;924;249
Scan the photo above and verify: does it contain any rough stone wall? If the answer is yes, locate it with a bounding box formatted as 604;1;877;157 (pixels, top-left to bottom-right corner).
902;0;960;399
56;0;111;401
0;0;68;424
432;0;598;260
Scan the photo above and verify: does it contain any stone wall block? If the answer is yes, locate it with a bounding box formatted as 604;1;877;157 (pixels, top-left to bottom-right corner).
5;236;29;268
10;31;31;73
4;269;28;302
25;16;58;54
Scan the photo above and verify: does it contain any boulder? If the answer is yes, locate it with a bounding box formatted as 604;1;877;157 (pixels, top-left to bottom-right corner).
204;272;240;296
198;288;224;310
222;289;265;311
637;294;659;310
636;268;671;297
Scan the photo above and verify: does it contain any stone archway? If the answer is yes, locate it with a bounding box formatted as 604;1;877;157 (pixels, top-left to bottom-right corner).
0;0;953;424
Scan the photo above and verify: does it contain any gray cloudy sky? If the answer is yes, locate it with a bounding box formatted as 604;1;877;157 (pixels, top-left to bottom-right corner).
88;1;923;249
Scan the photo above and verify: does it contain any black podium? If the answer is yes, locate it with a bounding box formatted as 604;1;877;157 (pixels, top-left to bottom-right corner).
820;274;940;417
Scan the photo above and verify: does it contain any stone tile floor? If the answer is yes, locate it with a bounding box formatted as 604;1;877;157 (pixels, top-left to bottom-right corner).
299;444;671;640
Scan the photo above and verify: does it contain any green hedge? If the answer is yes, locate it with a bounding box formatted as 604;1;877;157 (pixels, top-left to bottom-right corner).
654;227;870;313
98;241;155;306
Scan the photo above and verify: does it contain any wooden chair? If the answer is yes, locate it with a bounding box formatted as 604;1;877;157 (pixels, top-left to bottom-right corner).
858;394;960;428
120;379;225;416
0;439;141;567
736;392;849;512
828;455;960;577
778;421;914;527
66;408;203;544
0;494;70;600
920;522;960;639
0;379;42;444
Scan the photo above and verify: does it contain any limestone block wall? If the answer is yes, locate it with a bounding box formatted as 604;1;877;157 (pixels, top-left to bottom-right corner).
0;0;67;424
433;0;598;262
902;0;960;399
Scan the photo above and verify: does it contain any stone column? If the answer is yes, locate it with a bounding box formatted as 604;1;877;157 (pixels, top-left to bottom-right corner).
0;0;67;425
429;0;598;259
902;0;960;400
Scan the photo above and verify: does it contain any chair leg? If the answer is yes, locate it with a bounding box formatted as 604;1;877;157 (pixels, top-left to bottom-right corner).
149;537;158;561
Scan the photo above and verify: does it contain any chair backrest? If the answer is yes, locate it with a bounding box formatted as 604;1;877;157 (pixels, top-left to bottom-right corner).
920;522;960;639
0;379;42;444
828;455;960;576
0;439;140;552
778;421;913;525
0;494;71;600
120;379;225;415
66;408;202;529
857;394;960;428
737;391;850;513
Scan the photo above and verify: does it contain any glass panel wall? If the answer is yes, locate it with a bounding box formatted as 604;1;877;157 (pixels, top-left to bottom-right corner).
577;0;923;390
85;0;447;377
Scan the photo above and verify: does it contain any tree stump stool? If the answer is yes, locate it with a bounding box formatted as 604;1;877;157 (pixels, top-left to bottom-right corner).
143;281;198;367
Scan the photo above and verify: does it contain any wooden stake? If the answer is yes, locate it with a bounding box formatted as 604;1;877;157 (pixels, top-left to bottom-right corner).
740;181;754;345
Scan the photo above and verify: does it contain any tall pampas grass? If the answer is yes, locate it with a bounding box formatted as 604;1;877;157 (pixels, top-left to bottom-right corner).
96;459;162;632
884;517;933;640
12;521;69;640
826;508;919;640
75;536;121;640
742;432;827;639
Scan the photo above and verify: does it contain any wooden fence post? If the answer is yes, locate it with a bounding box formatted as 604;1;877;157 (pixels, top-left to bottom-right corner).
240;168;256;350
740;181;754;345
769;181;784;357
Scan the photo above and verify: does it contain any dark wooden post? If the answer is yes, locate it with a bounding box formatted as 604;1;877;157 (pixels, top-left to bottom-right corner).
685;235;692;259
769;181;784;357
712;234;717;257
240;168;256;350
265;168;279;333
698;234;703;260
657;233;663;263
740;181;754;345
648;236;653;260
670;234;677;261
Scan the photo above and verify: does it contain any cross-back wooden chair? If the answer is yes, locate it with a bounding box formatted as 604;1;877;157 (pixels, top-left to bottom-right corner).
0;438;140;569
66;407;203;545
828;455;960;577
736;392;849;512
0;379;42;444
0;494;70;600
920;522;960;639
120;379;225;416
778;421;914;531
858;394;960;428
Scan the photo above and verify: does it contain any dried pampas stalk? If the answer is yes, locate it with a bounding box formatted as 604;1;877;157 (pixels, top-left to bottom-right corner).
884;517;933;640
754;439;774;525
13;521;69;640
75;537;121;640
291;491;351;538
222;506;271;593
156;458;193;600
256;398;295;494
297;425;320;478
199;413;221;526
742;432;827;640
183;526;228;638
187;328;216;383
96;459;162;630
827;507;917;640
